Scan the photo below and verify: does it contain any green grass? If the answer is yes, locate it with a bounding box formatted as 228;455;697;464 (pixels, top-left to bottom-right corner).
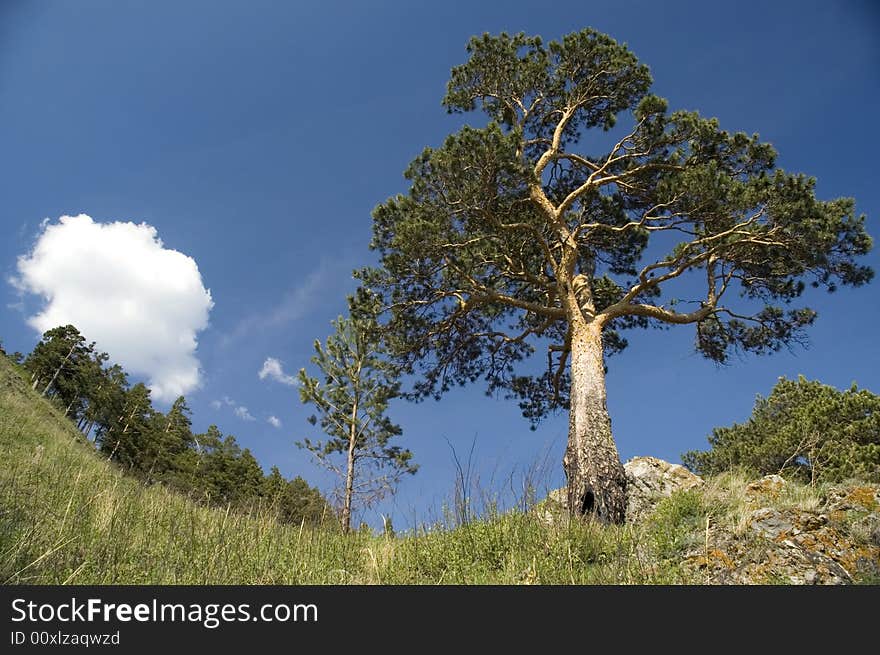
2;355;874;584
0;355;697;584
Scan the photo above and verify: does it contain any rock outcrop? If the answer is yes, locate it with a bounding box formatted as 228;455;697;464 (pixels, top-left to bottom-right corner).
623;456;705;520
538;455;705;524
745;473;787;496
537;462;880;584
685;476;880;584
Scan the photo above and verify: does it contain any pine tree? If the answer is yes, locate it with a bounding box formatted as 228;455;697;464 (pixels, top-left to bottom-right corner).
263;466;288;503
357;29;874;522
100;382;154;471
683;377;880;484
25;326;94;407
84;363;128;441
233;448;265;504
283;476;332;526
262;467;332;525
298;313;417;533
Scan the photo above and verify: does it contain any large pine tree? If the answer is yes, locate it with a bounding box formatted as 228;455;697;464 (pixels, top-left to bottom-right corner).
357;29;874;522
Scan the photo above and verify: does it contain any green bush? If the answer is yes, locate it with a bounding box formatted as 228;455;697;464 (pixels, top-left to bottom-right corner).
683;376;880;484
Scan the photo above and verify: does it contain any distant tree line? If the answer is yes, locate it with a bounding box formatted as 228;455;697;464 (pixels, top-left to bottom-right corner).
15;324;331;525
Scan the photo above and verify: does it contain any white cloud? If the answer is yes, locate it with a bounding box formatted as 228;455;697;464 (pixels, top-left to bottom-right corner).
11;214;213;402
212;395;255;422
258;357;298;386
267;415;282;429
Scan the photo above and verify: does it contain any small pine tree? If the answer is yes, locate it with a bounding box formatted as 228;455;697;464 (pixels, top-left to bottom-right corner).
263;467;331;525
298;313;417;533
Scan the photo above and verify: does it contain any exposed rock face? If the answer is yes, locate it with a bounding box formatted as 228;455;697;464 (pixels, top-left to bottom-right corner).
687;505;878;585
685;481;880;585
745;474;787;497
825;485;880;513
623;456;705;521
537;488;570;526
537;460;880;584
538;456;704;524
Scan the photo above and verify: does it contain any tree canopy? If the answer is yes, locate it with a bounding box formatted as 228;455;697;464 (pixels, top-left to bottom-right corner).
683;376;880;484
356;29;873;522
359;30;872;416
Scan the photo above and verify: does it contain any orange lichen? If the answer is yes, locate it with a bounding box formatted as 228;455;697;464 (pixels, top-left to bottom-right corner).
845;486;879;511
708;548;735;569
833;544;879;574
688;548;736;571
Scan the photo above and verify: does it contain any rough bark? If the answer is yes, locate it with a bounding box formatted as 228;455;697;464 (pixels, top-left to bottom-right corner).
563;320;627;524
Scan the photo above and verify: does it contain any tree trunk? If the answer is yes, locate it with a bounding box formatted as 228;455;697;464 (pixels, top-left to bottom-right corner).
341;423;357;535
42;343;76;397
564;320;627;524
107;439;121;462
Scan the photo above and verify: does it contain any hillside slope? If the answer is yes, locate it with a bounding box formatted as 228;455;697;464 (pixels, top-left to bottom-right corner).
0;355;357;583
1;354;878;584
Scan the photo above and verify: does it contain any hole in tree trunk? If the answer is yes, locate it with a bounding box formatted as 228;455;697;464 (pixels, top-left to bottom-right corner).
581;490;595;516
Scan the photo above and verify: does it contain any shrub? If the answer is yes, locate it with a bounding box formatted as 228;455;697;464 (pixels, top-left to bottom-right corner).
683;376;880;484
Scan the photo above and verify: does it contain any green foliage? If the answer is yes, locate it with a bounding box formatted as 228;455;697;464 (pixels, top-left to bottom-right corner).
98;382;154;470
25;325;101;415
355;28;873;428
647;490;709;563
683;376;880;483
298;312;417;531
263;467;331;525
197;433;264;505
14;324;330;521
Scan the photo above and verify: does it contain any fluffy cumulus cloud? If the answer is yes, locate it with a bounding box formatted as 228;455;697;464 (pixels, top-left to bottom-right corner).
258;357;297;386
11;214;213;402
267;415;282;429
234;405;255;421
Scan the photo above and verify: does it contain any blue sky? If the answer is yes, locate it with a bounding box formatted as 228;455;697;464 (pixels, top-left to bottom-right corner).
2;1;878;529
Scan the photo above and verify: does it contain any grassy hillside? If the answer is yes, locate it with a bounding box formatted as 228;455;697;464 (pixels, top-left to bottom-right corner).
1;354;877;584
0;354;644;584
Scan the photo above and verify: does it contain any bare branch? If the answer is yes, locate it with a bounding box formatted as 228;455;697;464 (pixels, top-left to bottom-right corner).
604;302;715;325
